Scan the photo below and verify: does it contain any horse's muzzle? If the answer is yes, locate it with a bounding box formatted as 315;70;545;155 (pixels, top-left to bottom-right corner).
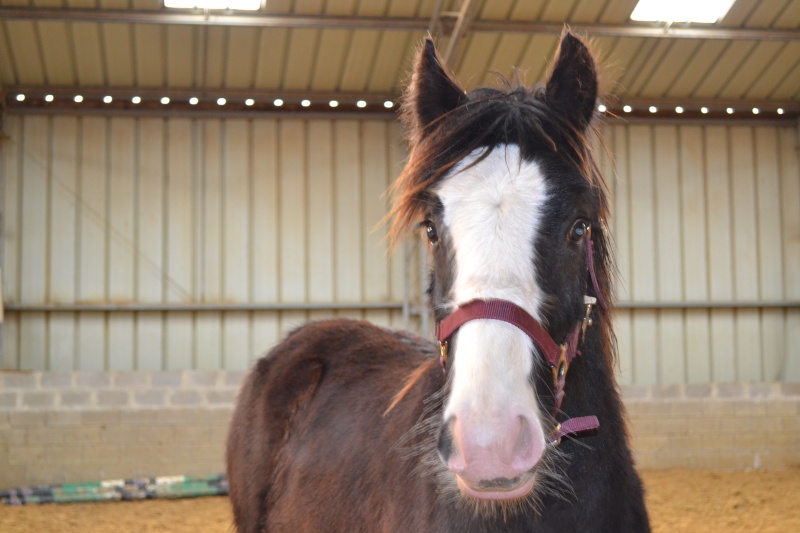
438;414;544;501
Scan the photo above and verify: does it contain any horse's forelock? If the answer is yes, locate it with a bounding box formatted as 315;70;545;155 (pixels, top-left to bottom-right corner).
389;85;594;238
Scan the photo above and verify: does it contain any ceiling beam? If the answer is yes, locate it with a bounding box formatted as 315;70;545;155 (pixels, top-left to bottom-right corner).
1;7;799;41
442;0;480;67
426;0;448;37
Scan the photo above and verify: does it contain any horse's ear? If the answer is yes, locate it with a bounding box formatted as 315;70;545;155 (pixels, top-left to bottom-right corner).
545;31;598;128
407;39;465;132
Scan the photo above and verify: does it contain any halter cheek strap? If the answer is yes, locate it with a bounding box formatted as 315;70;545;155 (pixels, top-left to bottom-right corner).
434;234;605;445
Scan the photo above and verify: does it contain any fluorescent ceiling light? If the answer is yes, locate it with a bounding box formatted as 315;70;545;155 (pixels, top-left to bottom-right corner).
630;0;735;23
164;0;261;10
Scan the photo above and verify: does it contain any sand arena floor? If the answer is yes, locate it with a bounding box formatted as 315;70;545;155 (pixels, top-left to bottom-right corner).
1;469;799;532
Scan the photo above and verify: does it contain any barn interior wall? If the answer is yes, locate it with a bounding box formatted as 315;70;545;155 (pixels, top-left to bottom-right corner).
1;113;417;372
1;114;799;385
599;123;800;385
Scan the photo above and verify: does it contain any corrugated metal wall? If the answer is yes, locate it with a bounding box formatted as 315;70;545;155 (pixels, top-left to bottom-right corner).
1;114;414;371
2;115;799;383
599;123;800;385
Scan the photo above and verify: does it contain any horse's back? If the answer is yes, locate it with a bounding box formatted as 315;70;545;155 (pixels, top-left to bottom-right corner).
226;319;438;533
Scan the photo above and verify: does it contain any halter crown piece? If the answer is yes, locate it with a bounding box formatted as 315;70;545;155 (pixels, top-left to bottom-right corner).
435;227;605;446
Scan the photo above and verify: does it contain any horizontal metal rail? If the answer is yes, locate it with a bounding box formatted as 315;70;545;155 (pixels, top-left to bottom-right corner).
1;8;798;41
3;302;405;313
4;301;798;313
615;301;800;310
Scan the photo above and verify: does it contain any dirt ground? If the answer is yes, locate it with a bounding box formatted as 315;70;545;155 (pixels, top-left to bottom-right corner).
1;469;799;532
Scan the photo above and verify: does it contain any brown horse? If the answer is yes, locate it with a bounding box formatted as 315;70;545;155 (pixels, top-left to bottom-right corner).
227;31;651;532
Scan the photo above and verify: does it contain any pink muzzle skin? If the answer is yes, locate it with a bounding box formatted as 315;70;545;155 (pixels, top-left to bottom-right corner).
446;411;546;499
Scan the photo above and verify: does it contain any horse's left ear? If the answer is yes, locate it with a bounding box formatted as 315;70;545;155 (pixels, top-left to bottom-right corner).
545;31;598;128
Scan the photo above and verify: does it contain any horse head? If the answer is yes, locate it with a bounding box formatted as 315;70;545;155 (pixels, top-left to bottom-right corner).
390;31;611;504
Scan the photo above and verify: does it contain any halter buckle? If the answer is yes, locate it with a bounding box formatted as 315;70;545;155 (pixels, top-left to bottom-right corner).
581;295;597;343
439;341;449;373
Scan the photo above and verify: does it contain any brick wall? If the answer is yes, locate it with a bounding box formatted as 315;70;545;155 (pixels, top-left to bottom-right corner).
0;371;240;489
1;372;799;489
625;382;800;470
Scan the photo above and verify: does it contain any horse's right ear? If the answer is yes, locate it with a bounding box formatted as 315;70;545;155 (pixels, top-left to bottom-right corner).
407;39;465;133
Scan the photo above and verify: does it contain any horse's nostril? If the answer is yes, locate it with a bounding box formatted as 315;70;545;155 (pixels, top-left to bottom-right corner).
437;420;455;462
438;419;467;472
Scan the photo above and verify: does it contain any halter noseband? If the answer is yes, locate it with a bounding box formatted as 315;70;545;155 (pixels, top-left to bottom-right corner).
434;229;605;445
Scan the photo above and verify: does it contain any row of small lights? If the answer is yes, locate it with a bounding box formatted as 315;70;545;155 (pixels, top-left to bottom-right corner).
13;94;788;116
597;103;785;115
14;93;395;109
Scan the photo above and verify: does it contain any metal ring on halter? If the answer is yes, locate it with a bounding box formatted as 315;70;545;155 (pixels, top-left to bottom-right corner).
548;423;562;446
551;344;568;388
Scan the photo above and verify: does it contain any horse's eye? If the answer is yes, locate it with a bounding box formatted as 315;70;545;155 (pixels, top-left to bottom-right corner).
570;220;587;242
426;222;439;245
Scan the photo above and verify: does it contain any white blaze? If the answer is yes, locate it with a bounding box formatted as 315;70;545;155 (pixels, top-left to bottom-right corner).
435;144;549;449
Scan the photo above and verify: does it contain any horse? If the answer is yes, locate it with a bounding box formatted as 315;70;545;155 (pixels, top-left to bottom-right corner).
226;31;651;532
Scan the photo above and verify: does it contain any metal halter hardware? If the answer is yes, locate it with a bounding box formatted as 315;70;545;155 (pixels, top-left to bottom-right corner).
434;232;605;445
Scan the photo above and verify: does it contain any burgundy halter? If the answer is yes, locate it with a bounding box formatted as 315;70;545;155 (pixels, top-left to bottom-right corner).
434;229;605;445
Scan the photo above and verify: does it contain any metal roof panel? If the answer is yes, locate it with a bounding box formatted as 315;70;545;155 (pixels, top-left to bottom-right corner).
718;40;785;99
37;20;76;85
691;40;757;99
225;26;259;89
339;29;380;92
283;28;320;90
0;23;17;85
72;21;104;86
6;20;45;85
366;30;417;93
311;29;351;91
665;40;728;99
132;24;166;87
102;23;135;86
253;27;289;89
2;1;797;111
639;40;701;98
166;25;195;87
745;42;800;99
202;26;227;88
